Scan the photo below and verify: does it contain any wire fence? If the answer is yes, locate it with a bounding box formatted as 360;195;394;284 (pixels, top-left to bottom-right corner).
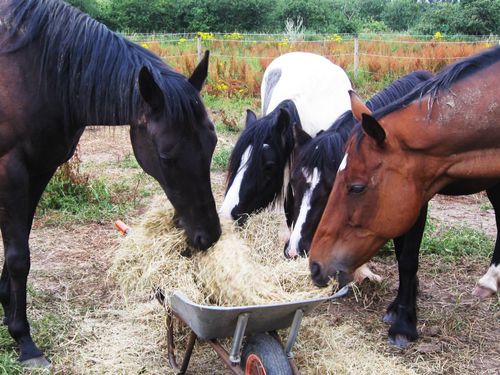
124;32;499;96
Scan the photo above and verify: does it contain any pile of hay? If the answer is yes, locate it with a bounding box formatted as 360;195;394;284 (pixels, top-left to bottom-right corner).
111;199;333;306
101;197;415;375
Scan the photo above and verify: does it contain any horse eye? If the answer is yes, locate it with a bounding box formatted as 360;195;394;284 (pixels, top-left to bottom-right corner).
348;184;366;194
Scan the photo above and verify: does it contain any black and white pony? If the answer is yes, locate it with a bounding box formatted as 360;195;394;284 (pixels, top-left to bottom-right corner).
285;71;434;259
219;52;352;223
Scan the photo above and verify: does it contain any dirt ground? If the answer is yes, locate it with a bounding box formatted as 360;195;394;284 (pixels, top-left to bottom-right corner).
3;124;500;374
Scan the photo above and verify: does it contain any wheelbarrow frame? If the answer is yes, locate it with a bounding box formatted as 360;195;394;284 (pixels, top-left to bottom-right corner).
164;287;350;374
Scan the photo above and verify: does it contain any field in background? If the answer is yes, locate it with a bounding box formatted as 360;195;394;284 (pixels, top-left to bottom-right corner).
129;32;497;98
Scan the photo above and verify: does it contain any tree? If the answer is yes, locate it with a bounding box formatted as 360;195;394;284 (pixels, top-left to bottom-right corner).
382;0;422;31
454;0;500;35
413;1;461;35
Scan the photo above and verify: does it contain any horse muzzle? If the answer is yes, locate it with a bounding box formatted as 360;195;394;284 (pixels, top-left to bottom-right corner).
309;261;352;288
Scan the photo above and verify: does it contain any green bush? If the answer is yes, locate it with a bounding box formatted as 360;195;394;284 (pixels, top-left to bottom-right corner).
382;0;422;32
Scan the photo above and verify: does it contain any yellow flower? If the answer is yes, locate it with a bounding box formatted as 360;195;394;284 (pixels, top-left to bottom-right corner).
177;38;186;45
223;33;243;40
278;38;289;47
196;32;215;40
328;34;342;42
433;32;444;41
140;43;149;49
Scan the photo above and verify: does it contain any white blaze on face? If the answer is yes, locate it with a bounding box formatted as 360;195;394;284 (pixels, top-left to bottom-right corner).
338;153;348;172
477;264;500;293
219;146;253;219
286;167;321;257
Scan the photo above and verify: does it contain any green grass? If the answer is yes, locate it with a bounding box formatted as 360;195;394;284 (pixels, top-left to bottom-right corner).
376;218;492;261
37;169;148;224
421;221;493;260
212;145;233;171
119;152;140;169
0;285;79;374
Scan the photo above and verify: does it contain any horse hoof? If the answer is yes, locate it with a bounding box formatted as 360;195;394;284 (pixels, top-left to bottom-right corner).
383;311;396;324
472;285;495;299
388;335;411;349
21;356;51;369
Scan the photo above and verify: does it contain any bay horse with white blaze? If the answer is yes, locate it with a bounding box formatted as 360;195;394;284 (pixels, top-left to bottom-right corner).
0;0;220;366
310;46;500;346
219;52;352;224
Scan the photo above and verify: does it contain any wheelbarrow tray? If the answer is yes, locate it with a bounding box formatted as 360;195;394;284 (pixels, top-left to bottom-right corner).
170;286;349;340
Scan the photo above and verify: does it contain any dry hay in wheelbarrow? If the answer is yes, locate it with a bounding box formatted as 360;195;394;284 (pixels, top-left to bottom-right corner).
111;198;331;306
104;197;415;375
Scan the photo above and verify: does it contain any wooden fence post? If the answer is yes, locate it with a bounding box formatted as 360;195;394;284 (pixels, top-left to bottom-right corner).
354;35;359;79
197;35;202;63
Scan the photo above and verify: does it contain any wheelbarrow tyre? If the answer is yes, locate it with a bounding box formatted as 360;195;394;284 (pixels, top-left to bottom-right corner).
241;333;292;375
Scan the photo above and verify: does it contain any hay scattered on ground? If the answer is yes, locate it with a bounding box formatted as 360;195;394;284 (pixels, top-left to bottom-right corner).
104;197;416;374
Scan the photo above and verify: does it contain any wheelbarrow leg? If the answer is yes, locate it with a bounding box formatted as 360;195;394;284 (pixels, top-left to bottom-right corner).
167;310;197;374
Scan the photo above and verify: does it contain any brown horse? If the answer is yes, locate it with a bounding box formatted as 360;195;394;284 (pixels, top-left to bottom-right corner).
309;46;500;345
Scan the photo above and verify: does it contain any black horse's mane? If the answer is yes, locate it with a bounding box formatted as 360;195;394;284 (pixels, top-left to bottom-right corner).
227;99;299;189
296;111;353;174
371;46;500;121
0;0;200;125
297;70;433;173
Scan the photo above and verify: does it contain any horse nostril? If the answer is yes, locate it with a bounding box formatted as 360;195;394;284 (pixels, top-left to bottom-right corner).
193;232;211;250
310;262;322;279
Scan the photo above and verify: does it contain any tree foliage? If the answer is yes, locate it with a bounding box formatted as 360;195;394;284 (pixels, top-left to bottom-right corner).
65;0;500;35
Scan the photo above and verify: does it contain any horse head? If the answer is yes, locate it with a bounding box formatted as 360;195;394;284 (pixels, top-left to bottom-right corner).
285;115;353;258
130;51;221;250
309;91;424;287
220;101;296;224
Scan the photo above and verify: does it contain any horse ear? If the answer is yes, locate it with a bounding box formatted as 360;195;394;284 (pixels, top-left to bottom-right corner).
349;90;371;121
276;108;291;133
293;123;312;148
361;113;386;146
245;109;257;128
189;50;209;91
138;67;165;112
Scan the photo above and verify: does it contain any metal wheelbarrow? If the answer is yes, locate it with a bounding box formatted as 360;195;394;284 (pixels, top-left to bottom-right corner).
161;286;350;375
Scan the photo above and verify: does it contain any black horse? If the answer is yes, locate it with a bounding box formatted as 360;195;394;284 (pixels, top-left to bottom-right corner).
220;99;301;224
0;0;220;366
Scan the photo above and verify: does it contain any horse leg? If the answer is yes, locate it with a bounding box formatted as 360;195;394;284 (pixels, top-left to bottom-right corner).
0;162;54;367
473;185;500;298
385;204;427;348
0;261;10;325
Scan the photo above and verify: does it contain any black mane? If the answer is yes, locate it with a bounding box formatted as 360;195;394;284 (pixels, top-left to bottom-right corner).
227;100;299;190
371;46;500;121
297;70;434;172
0;0;200;125
297;111;354;174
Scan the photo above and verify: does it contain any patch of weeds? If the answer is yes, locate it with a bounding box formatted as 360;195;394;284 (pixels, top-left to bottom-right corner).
421;219;493;260
212;145;233;171
120;152;140;169
0;353;22;375
38;174;133;223
0;307;23;375
480;200;493;211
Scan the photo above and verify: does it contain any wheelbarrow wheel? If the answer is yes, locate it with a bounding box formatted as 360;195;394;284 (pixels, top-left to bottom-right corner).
241;333;292;375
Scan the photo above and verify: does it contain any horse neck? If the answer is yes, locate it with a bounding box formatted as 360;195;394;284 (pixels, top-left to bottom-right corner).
386;64;500;198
